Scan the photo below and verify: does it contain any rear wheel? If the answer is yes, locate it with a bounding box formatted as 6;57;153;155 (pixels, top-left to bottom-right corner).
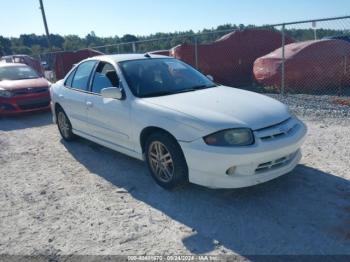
145;132;188;189
56;107;75;141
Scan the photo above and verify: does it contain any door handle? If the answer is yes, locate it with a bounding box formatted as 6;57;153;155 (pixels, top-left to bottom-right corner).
86;101;93;108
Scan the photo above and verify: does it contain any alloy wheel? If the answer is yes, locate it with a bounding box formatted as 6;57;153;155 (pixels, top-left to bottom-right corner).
57;112;70;138
148;141;174;183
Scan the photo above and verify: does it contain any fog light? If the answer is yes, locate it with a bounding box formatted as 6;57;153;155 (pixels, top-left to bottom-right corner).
226;166;236;176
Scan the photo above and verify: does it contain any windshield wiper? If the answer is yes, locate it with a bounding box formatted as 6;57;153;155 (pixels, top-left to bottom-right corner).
141;91;174;98
173;84;217;94
141;84;217;98
173;88;198;94
191;84;217;90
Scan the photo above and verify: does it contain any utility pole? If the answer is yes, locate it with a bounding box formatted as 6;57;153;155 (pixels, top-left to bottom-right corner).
39;0;52;50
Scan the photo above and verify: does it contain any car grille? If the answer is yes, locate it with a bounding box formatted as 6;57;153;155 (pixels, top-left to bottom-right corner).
12;87;49;96
255;151;298;174
17;98;50;110
0;103;16;111
255;118;300;142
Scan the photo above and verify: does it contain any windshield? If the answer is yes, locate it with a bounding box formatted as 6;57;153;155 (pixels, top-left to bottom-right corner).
119;58;216;98
0;66;39;81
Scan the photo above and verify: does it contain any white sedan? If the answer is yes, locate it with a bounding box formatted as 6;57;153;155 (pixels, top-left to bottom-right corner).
50;54;307;189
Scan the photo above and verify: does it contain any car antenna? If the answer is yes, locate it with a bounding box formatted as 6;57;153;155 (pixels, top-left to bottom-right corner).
144;53;151;58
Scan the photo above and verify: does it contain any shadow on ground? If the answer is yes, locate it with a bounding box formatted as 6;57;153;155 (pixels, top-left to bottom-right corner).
0;111;52;131
63;137;350;256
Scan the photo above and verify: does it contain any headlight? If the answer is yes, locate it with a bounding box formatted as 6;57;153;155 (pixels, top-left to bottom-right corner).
0;89;13;98
204;128;254;147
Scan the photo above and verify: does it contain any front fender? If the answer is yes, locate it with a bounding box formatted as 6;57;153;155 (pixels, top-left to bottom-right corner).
134;104;206;141
131;100;211;154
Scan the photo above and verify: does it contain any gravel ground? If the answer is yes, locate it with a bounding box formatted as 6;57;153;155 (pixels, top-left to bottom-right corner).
0;95;349;257
268;94;350;119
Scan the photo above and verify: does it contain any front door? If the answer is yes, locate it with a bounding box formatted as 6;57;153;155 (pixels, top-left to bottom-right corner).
85;61;132;150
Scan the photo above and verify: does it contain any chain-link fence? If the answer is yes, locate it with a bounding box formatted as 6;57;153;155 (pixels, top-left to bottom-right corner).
279;16;350;96
40;16;350;98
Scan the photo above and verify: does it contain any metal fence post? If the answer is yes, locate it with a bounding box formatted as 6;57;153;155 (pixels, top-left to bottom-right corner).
194;37;199;69
281;24;286;96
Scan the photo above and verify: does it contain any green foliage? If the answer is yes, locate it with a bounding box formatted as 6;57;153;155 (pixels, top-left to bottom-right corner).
63;35;84;50
0;36;12;56
11;46;32;55
285;28;350;41
0;23;348;57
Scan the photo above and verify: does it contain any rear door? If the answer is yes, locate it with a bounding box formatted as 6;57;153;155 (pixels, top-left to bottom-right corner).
85;61;132;150
59;60;97;132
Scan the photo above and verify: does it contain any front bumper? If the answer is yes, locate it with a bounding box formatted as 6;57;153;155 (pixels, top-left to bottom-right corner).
0;92;51;116
180;117;307;189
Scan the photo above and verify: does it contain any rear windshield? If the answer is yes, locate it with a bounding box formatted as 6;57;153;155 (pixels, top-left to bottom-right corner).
0;66;39;81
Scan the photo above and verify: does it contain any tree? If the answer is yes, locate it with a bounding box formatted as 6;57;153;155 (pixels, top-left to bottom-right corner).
50;34;65;49
31;45;43;57
11;46;32;55
19;34;48;48
0;36;12;56
120;34;139;43
63;35;84;51
85;32;103;47
0;23;348;56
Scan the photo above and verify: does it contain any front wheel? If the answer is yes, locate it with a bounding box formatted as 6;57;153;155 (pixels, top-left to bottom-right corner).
56;108;75;141
145;132;188;190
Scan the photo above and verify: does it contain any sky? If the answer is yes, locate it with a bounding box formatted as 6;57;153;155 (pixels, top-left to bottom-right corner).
0;0;349;37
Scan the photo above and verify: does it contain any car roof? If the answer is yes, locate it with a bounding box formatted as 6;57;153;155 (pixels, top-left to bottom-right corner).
1;55;29;58
86;53;172;64
0;62;28;68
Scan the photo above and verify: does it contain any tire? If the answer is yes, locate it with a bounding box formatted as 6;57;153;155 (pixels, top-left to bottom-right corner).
56;107;75;141
145;131;188;190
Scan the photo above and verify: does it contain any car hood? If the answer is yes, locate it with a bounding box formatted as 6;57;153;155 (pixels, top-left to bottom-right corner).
0;78;50;90
143;86;290;131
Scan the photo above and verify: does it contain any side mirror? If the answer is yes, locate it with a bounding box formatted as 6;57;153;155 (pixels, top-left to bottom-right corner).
207;75;214;81
101;87;123;100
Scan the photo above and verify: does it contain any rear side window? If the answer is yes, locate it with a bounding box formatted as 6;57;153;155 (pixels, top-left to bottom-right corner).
65;69;76;87
91;62;119;94
71;61;97;91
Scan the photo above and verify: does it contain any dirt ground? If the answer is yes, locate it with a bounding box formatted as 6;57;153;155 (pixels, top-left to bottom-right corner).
0;111;349;256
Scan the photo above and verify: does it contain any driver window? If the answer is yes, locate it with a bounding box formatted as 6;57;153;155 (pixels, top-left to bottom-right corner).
91;62;119;94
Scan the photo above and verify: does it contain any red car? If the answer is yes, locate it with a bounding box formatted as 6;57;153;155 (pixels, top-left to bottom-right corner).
0;63;51;116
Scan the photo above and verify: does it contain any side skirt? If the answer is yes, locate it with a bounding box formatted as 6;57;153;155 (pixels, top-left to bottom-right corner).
73;129;144;161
